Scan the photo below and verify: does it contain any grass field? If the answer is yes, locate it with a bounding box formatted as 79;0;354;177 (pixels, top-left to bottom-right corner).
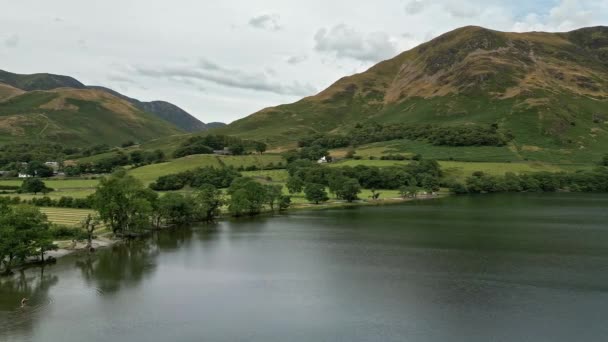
39;207;103;228
129;154;284;184
0;179;99;189
331;159;572;182
331;139;521;162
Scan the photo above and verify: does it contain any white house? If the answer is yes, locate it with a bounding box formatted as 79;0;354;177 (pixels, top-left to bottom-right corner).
317;156;328;164
45;161;59;170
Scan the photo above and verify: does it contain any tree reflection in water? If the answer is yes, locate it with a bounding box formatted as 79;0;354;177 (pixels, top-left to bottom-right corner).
0;267;59;339
76;239;159;295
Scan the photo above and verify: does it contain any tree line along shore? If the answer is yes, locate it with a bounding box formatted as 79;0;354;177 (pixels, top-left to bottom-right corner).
2;147;608;275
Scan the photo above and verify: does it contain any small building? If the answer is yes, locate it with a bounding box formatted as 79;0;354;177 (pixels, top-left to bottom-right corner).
213;147;232;156
45;161;60;170
18;173;32;178
317;156;328;164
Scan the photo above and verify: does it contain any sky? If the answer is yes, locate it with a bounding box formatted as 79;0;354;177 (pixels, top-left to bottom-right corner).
1;0;606;123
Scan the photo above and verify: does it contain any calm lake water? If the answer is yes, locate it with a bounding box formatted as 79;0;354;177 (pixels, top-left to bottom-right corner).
2;193;608;341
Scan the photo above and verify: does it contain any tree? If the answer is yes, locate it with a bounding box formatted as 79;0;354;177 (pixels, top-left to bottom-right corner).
304;183;329;204
158;193;194;225
254;141;267;155
279;196;291;211
229;143;245;156
335;178;361;202
26;161;54;178
130;150;145;164
227;178;267;216
0;205;52;274
20;178;52;195
92;170;153;235
286;175;304;194
33;231;58;263
450;182;468;194
193;184;223;222
399;186;418;198
327;173;345;198
264;185;283;211
81;214;100;251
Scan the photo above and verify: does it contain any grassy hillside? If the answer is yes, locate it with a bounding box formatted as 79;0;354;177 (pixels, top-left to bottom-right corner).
0;69;216;136
129;154;283;184
0;83;24;101
88;86;219;132
0;88;182;146
0;69;85;90
217;26;608;164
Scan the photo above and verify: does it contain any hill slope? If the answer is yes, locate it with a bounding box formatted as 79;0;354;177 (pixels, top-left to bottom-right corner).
219;26;608;163
0;70;218;132
88;86;223;132
0;87;182;146
0;69;85;91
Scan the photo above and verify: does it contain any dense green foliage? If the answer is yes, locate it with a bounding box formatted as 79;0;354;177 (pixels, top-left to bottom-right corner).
92;170;155;235
452;168;608;194
149;166;241;191
0;204;57;274
224;178;290;216
74;150;165;174
298;122;511;149
20;178;53;195
304;183;329;204
173;135;264;158
451;167;608;194
287;158;442;192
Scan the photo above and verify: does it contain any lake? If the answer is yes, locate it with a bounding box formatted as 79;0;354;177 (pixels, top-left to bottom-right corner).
2;193;608;341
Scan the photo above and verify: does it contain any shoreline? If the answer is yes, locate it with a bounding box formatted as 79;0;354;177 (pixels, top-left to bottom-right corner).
45;236;119;261
4;193;447;274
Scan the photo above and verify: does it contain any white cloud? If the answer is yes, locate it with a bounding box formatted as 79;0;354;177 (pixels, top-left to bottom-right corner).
134;58;316;96
286;55;307;65
4;34;19;48
405;0;427;14
314;24;397;62
248;13;282;31
512;0;597;32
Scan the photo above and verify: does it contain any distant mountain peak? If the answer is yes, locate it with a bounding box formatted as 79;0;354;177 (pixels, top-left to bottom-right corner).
0;69;224;133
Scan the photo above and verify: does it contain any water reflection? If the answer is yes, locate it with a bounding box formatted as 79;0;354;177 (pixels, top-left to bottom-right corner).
76;239;159;294
154;226;194;252
0;267;59;338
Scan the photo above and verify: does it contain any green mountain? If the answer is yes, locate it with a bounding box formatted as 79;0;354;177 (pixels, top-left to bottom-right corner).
0;69;220;133
88;86;225;132
0;69;85;91
219;26;608;163
0;87;181;146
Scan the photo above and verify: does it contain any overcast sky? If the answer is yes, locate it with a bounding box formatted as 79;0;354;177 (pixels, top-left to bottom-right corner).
1;0;606;123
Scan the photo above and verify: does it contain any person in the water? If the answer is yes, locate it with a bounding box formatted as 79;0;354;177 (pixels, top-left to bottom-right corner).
21;298;28;307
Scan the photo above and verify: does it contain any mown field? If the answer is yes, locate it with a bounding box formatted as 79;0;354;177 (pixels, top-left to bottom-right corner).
39;207;106;230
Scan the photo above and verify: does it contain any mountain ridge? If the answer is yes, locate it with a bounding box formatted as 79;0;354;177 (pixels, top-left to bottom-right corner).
217;25;608;162
0;69;223;132
0;86;182;146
